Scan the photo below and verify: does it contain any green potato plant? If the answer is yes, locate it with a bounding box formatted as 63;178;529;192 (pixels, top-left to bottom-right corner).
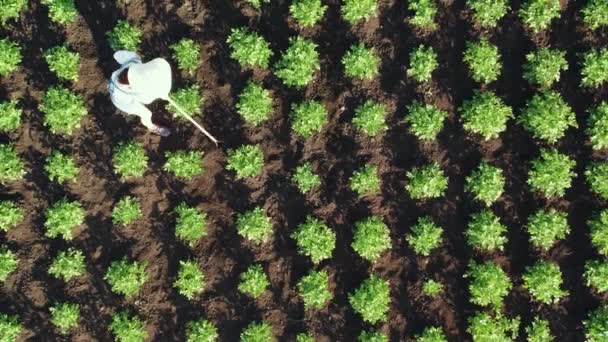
45;45;80;82
44;200;85;240
171;39;200;75
297;270;332;310
104;258;148;298
238;264;269;298
174;260;205;300
0;313;21;341
48;248;86;281
526;209;569;251
297;333;314;342
240;322;274;342
275;36;320;88
349;274;390;324
41;0;78;25
406;163;448;200
463;39;501;84
406;216;443;257
519;91;576;143
113;141;148;178
0;200;23;232
422;279;443;297
112;196;142;226
246;0;270;9
528;149;576;198
0;100;22;132
166;85;203;120
415;327;447;342
227;27;273;68
226;144;264;179
460;91;513;140
581;48;608;88
405;101;447;141
0;38;21;76
586;161;608;199
466;209;507;251
0;0;26;25
584;260;608;293
341;0;377;24
522;261;567;304
466;0;509;28
523;48;568;88
584;305;608;342
587;102;608;151
466;261;512;310
352;100;387;137
186;319;218;342
407;45;438;83
589;210;608;256
291;216;335;264
45;151;79;184
0;144;24;182
467;312;520;341
237;82;273;125
109;311;147;342
408;0;438;30
292;162;321;193
236;207;273;243
352;216;391;262
290;0;327;27
290;100;328;138
0;246;18;281
526;317;554;342
50;302;80;335
175;203;208;247
349;165;380;198
107;20;142;51
519;0;561;33
39;87;87;135
164;150;204;179
342;43;380;80
583;0;608;30
359;330;388;342
465;162;505;206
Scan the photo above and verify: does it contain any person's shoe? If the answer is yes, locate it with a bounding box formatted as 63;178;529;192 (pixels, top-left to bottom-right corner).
150;125;171;137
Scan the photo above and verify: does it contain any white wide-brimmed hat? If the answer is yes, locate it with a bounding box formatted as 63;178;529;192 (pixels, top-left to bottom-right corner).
128;58;172;103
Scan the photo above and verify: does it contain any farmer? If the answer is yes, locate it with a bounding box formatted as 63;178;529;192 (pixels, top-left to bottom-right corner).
108;50;173;137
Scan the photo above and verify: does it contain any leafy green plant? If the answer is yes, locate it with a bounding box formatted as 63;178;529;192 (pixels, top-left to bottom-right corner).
523;48;568;88
113;141;148;178
107;20;141;51
186;319;218;342
292;162;321;193
358;330;388;342
237;82;273;125
297;270;332;310
350;165;380;198
523;261;567;304
45;45;80;82
466;261;512;310
528;149;576;198
109;311;147;342
422;279;443;297
0;247;18;281
175;203;207;247
349;274;390;324
463;39;501;84
465;162;505;206
296;333;314;342
353;100;387;137
290;100;327;138
408;0;438;30
236;207;273;243
466;0;509;28
590;210;608;256
519;91;576;143
467;312;520;341
0;144;24;182
415;327;447;342
0;38;21;76
0;0;26;25
585;260;608;293
526;209;569;251
292;216;335;264
581;48;608;88
174;260;205;300
226;144;264;179
164;150;204;179
290;0;327;27
406;216;443;256
227;27;272;68
526;317;553;342
342;43;380;80
240;322;273;342
0;100;22;132
245;0;270;9
45;151;79;184
112;196;142;226
584;305;608;342
239;264;269;298
50;302;80;334
407;45;438;83
587;102;608;151
171;39;200;75
275;36;320;87
104;258;147;298
405;101;447;141
48;248;85;281
341;0;377;24
519;0;561;33
44;200;85;240
0;200;23;232
0;313;21;341
466;210;507;251
352;216;391;262
406;163;448;200
40;0;78;25
166;85;203;120
460;91;513;140
39;87;87;135
586;162;608;199
583;0;608;30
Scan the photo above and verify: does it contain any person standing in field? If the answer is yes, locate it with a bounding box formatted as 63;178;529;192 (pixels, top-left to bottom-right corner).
107;50;173;136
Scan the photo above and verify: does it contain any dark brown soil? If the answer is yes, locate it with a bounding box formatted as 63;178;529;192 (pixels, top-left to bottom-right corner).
1;0;607;341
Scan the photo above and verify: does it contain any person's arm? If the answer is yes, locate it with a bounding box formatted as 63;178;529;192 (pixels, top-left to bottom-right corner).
113;51;141;65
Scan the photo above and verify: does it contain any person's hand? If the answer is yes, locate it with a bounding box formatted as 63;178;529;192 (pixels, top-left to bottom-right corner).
150;125;171;137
